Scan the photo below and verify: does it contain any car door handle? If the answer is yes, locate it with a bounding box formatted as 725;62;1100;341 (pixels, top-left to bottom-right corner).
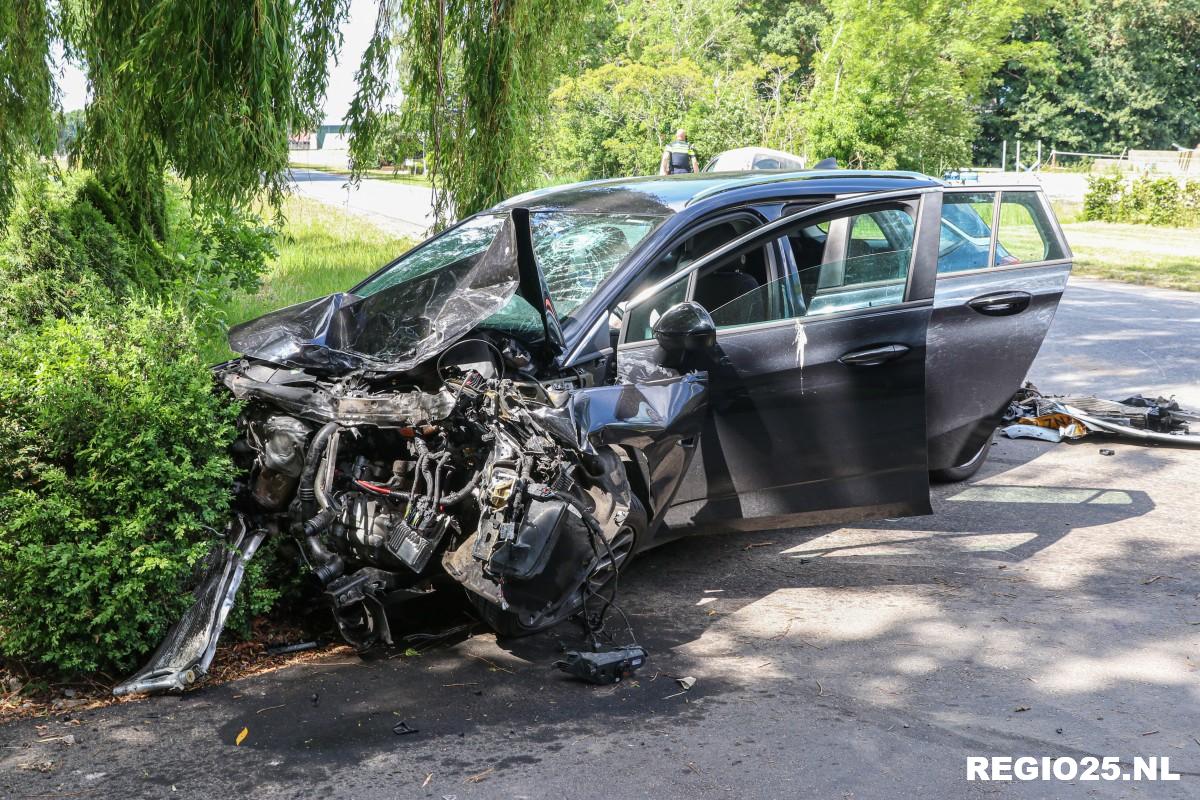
838;344;910;367
968;291;1032;316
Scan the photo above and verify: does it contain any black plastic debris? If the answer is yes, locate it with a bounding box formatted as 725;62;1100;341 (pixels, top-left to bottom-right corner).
1100;449;1115;456
392;721;419;736
265;640;321;656
555;646;648;685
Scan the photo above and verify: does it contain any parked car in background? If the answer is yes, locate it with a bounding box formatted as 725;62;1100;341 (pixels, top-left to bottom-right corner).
117;169;1072;696
703;147;806;172
942;168;981;184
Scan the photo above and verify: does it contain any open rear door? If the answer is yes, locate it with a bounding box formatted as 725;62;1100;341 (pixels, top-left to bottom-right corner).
925;188;1073;471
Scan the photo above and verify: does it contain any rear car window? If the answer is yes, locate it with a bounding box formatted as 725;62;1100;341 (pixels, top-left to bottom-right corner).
937;192;994;273
937;190;1064;273
996;191;1065;264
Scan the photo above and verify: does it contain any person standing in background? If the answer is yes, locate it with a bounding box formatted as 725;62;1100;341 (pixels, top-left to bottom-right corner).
660;129;699;175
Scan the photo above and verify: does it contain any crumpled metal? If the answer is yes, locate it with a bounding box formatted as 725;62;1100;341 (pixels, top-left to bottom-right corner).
227;217;521;373
114;516;264;696
1004;384;1200;448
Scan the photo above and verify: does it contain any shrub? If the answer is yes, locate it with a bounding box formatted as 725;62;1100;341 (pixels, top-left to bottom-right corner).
1082;174;1200;226
0;170;277;331
0;168;285;677
0;305;270;673
0;171;144;326
1081;174;1121;222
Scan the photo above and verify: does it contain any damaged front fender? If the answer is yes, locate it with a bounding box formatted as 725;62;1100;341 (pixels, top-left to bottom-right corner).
113;516;264;697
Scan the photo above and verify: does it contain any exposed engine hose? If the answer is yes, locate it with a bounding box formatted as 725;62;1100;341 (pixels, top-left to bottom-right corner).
432;451;451;504
302;507;344;584
296;421;345;584
298;421;340;519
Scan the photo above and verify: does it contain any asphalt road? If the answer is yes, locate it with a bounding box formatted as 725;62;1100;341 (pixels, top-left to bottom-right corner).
288;168;436;238
3;280;1199;798
1030;277;1200;408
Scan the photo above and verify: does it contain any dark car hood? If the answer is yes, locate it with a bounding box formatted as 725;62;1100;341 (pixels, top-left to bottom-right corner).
228;211;563;373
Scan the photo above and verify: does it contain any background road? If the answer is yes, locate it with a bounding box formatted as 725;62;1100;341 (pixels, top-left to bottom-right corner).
289;168;436;238
3;225;1198;798
1031;277;1200;408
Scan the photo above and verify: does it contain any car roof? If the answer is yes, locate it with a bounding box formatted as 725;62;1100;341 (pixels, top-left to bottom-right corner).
495;169;940;215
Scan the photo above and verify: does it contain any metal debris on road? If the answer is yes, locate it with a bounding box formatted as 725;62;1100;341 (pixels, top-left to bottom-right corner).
1004;384;1200;448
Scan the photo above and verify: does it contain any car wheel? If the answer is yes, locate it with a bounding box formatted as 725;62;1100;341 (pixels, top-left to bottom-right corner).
930;435;993;483
469;495;646;639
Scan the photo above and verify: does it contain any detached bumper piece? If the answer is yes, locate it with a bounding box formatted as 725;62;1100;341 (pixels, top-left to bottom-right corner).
113;516;264;697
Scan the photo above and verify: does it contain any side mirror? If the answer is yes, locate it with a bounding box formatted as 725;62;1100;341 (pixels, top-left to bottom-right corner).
652;301;716;354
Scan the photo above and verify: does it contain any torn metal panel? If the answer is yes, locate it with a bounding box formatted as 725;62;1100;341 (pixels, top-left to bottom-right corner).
114;517;263;696
219;364;455;427
1002;424;1064;443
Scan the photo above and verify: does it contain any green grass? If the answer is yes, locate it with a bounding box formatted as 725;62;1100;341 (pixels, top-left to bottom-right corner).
201;197;413;363
1061;221;1200;291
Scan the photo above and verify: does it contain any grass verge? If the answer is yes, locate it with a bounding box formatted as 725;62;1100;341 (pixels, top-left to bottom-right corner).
202;197;413;363
1060;221;1200;292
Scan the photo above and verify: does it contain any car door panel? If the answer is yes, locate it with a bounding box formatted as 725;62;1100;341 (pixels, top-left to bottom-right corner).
660;304;932;534
926;262;1071;469
926;189;1072;471
615;189;939;541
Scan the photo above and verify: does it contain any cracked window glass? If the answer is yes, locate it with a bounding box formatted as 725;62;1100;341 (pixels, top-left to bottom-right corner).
530;212;664;319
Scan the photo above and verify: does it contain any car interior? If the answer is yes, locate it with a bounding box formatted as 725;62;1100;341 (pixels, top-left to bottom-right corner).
618;203;918;343
619;216;770;341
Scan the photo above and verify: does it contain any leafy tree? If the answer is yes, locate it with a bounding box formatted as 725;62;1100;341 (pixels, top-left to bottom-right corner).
744;0;828;71
977;0;1200;162
0;1;350;233
803;0;1033;172
0;0;57;213
611;0;757;67
545;60;709;178
349;0;595;225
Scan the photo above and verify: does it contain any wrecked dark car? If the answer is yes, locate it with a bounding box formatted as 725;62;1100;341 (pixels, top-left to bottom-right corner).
116;171;1073;695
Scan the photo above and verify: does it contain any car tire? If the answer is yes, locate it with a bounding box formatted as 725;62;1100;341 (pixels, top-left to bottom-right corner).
469;495;647;639
930;435;993;483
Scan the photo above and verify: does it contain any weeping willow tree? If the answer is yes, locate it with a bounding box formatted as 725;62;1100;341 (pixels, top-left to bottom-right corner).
348;0;595;227
2;0;583;235
0;0;351;235
0;0;58;214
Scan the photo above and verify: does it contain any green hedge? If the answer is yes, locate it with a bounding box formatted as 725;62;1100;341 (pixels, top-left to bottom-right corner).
1082;174;1200;226
0;169;283;676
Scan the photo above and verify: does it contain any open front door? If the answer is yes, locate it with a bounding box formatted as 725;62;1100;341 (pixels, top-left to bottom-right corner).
617;189;940;536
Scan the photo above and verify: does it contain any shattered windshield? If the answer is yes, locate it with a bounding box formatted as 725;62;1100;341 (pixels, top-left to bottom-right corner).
227;210;662;371
355;215;508;298
529;212;662;318
229;215;521;372
481;211;663;342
